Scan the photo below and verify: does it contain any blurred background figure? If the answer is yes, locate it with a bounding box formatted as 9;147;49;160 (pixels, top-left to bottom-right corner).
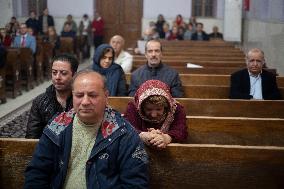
110;35;133;73
191;22;209;41
63;14;77;34
92;12;104;49
38;8;55;35
155;14;166;38
43;26;60;56
79;14;92;59
0;27;12;47
5;16;20;38
209;26;223;40
25;11;40;35
173;14;186;29
183;23;194;40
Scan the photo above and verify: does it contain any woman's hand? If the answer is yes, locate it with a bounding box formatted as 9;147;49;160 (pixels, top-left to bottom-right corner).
149;133;172;149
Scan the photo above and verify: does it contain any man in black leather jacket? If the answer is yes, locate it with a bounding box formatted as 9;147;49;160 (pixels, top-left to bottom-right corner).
25;53;79;138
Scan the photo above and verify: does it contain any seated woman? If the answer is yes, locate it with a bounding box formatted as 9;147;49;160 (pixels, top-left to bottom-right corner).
0;28;12;47
92;44;127;96
42;26;60;56
124;80;188;149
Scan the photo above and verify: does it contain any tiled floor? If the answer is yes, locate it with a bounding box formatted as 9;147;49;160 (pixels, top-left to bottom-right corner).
0;59;92;119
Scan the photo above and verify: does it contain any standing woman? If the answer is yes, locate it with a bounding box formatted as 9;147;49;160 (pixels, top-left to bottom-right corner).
92;44;127;96
124;80;188;149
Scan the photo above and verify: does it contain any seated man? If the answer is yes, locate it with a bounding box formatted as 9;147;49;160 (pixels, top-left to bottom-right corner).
25;54;79;138
209;26;223;40
12;23;36;54
24;70;149;188
191;22;209;41
129;39;184;97
110;35;133;73
230;48;282;100
125;80;188;149
61;22;76;39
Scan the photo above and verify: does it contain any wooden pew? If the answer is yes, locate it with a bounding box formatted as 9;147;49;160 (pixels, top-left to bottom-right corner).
160;40;236;47
160;51;244;57
132;65;277;75
182;85;284;99
34;39;44;84
148;144;284;189
107;97;284;118
125;74;284;87
186;116;284;146
134;56;246;62
5;48;22;98
0;66;6;103
1;138;284;189
59;37;74;54
41;42;55;79
19;48;34;91
133;60;246;68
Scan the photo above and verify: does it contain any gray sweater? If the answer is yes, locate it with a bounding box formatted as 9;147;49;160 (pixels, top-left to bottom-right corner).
128;63;184;97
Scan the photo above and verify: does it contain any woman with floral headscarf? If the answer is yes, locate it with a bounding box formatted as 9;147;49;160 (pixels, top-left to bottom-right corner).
124;80;187;149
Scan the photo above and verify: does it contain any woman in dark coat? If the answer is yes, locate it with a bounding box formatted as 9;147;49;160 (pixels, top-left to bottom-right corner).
92;44;127;96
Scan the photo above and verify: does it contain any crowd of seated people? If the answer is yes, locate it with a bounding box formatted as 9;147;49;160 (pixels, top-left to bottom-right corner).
0;10;97;60
1;10;283;188
140;14;223;41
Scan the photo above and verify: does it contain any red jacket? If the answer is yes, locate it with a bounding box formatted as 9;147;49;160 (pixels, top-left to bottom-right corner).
92;18;104;36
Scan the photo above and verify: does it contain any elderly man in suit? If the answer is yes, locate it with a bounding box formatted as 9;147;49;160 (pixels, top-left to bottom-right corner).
13;23;36;54
230;48;282;100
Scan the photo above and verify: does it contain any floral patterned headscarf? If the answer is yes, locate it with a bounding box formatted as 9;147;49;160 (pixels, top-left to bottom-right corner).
134;80;177;132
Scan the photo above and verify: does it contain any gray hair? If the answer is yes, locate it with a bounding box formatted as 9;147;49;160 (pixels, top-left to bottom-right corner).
246;48;265;65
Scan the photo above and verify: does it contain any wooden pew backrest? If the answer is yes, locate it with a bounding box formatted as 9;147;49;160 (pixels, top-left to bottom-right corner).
1;139;284;189
108;97;284;118
187;116;284;146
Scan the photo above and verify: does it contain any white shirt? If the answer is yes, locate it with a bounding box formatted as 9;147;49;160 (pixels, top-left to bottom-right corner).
249;72;263;99
82;19;89;35
115;50;133;73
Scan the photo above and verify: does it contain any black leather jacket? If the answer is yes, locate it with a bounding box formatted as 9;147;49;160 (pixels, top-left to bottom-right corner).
25;85;73;138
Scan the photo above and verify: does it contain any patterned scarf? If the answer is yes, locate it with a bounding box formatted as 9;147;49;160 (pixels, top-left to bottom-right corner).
134;80;177;132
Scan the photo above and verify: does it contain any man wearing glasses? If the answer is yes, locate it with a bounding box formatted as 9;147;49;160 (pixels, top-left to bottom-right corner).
230;48;282;100
12;23;36;54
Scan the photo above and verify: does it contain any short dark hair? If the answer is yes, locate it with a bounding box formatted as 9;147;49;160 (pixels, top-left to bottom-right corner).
145;39;163;52
51;53;79;74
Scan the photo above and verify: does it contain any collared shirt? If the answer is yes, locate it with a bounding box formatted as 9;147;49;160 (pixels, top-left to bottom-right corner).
21;34;28;47
115;50;133;73
249;72;263;99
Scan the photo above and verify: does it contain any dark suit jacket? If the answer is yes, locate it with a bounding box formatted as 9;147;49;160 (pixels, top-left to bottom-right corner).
191;31;209;41
230;69;282;100
38;15;55;34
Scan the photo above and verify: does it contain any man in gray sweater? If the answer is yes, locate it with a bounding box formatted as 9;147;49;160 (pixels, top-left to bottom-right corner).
129;39;184;97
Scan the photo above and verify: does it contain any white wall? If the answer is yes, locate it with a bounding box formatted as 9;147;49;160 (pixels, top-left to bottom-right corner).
48;0;93;33
242;20;284;76
143;0;192;19
242;0;284;75
223;0;242;41
48;0;93;17
0;0;14;27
